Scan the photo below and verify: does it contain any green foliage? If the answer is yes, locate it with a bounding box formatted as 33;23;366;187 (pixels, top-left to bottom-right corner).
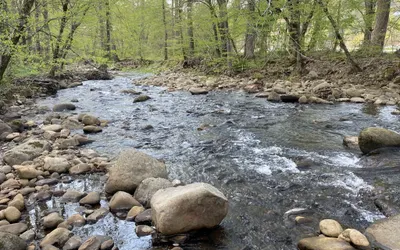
0;0;399;80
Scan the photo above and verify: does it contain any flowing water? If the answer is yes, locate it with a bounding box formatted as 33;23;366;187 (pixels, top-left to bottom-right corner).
33;73;400;250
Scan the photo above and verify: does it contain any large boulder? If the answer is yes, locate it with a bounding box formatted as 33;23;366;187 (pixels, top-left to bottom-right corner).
151;182;228;235
298;237;356;250
3;139;51;166
358;127;400;154
365;214;400;250
105;149;168;194
0;232;27;250
134;177;173;208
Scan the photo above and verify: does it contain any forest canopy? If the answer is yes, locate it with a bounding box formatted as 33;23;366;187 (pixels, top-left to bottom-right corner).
0;0;399;81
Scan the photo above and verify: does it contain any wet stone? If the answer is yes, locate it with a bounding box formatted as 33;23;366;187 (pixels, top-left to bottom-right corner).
135;209;152;225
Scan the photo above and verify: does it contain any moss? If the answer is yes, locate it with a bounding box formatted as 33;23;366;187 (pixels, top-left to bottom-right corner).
29;141;44;148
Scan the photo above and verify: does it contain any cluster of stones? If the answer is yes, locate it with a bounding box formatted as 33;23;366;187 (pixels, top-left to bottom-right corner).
298;219;370;250
135;72;400;105
0;100;229;250
103;149;229;249
0;103;118;249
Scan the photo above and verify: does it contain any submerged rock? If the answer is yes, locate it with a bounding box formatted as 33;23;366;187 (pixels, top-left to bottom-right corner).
151;182;228;235
133;95;151;103
53;103;76;112
358;127;400;154
365;214;400;250
189;87;208;95
105;149;168;194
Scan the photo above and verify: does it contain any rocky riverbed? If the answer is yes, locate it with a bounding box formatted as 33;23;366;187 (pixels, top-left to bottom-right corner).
135;71;400;106
0;72;400;250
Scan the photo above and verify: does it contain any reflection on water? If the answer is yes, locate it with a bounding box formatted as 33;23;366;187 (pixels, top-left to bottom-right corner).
31;73;400;250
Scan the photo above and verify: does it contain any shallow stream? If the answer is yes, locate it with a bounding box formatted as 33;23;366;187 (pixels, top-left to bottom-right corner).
33;73;400;250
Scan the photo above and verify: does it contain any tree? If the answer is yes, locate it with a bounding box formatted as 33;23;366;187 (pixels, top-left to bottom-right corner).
371;0;391;51
0;0;36;82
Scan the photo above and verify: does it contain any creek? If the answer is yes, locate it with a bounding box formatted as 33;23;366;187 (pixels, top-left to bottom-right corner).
32;73;400;250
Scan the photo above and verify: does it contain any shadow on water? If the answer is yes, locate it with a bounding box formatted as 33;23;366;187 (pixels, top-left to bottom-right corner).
32;73;400;250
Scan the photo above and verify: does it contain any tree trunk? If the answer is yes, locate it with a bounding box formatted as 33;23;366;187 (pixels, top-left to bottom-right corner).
162;0;168;60
244;0;256;59
0;0;36;82
105;0;112;59
363;0;376;47
371;0;391;51
217;0;231;68
317;0;362;72
49;0;70;77
205;0;221;57
187;0;195;57
287;0;303;74
42;0;51;59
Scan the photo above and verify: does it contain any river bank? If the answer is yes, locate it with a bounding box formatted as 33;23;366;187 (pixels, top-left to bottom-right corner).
134;55;400;106
0;72;400;249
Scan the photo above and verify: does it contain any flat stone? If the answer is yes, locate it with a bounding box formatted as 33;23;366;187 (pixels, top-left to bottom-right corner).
43;124;63;132
69;163;91;175
298;237;356;250
87;208;108;224
0;223;27;235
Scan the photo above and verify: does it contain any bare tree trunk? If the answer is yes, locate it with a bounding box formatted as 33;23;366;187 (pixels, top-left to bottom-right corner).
162;0;168;60
42;0;51;59
287;0;303;74
244;0;256;59
105;0;112;59
187;0;195;57
317;0;362;72
176;0;187;60
217;0;231;68
371;0;391;52
363;0;376;47
205;0;221;57
49;0;70;77
34;0;42;53
0;0;36;82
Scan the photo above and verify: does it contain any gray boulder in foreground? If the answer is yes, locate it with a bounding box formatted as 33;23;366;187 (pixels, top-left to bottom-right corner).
151;182;228;235
358;127;400;154
365;214;400;250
